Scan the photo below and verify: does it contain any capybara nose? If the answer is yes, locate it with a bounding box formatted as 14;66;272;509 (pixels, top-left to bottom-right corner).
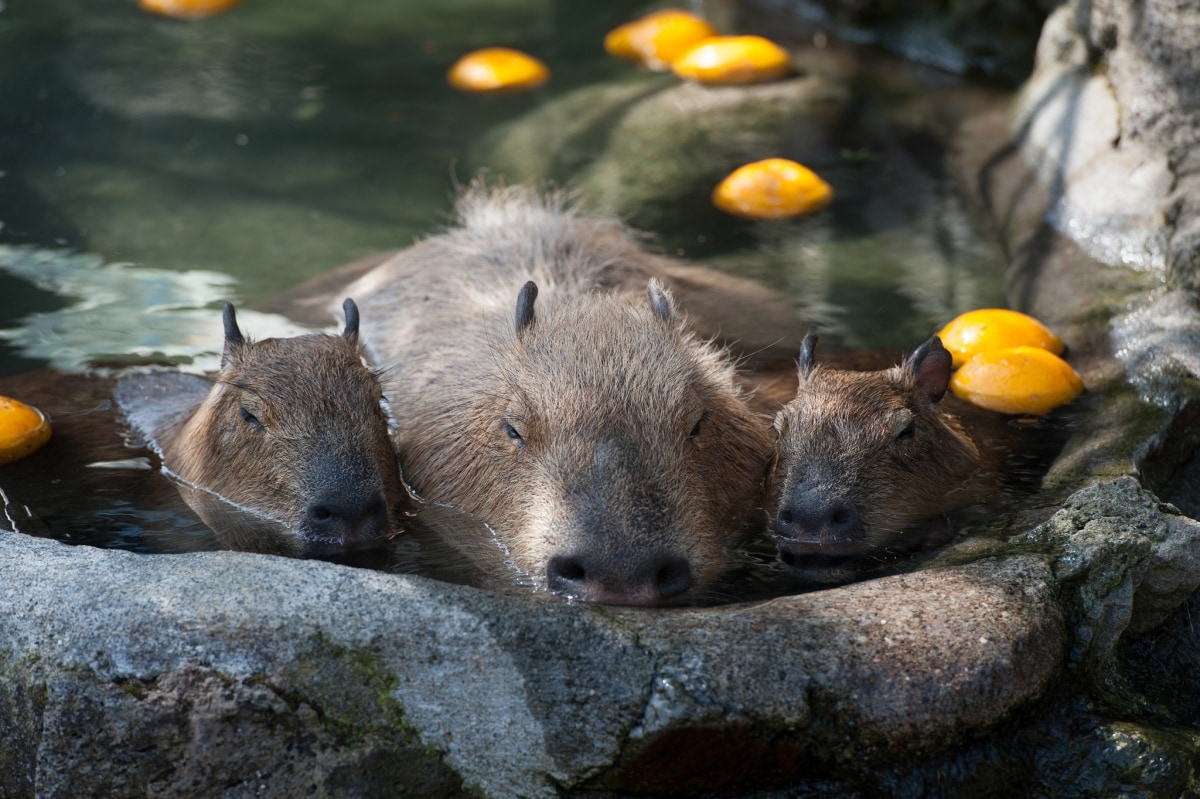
775;497;859;544
304;491;390;547
547;552;693;605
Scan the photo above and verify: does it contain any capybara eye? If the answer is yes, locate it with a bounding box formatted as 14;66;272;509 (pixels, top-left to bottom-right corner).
895;420;915;442
690;410;710;439
239;406;264;431
501;420;525;448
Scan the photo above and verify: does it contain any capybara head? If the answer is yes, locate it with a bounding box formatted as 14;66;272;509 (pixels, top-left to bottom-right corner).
769;334;987;584
166;300;404;554
422;279;774;605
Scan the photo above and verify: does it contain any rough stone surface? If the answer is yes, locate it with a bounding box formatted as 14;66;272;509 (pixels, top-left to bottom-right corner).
1026;478;1200;677
1111;290;1200;405
1010;5;1173;274
1008;0;1200;289
0;528;1069;797
940;0;1200;786
7;470;1200;795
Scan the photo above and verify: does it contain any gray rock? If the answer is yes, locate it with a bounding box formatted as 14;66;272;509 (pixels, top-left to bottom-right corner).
1008;0;1200;290
7;462;1200;796
1112;290;1200;404
0;525;1069;796
1027;478;1200;673
1011;5;1174;274
940;0;1200;784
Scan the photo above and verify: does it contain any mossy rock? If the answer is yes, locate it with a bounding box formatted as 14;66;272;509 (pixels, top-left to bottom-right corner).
467;74;850;250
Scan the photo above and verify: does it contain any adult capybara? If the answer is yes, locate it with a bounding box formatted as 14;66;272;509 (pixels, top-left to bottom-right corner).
769;334;1009;585
338;186;780;605
117;299;407;556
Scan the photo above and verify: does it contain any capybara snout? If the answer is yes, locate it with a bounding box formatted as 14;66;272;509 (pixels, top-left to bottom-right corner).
547;551;693;605
299;452;395;551
774;492;861;548
536;430;697;605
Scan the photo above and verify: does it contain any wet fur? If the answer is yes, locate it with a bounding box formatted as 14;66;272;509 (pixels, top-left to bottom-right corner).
156;305;405;555
770;335;997;584
340;185;777;603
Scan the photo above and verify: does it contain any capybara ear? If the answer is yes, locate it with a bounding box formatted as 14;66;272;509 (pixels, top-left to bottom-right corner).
647;278;676;323
904;335;952;403
342;298;360;344
515;280;538;337
797;332;820;380
221;302;246;369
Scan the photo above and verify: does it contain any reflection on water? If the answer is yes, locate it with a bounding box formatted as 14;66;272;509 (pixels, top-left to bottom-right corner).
0;244;315;373
728;184;1005;348
0;0;642;311
168;478;420;571
0;0;1008;373
0;370;217;552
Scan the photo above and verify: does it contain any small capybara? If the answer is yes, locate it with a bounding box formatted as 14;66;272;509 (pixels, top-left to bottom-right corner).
338;186;781;605
117;299;407;556
769;334;1004;585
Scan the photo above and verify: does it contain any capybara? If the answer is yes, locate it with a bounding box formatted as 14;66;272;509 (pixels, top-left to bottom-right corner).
338;186;781;605
116;299;407;556
769;334;1004;585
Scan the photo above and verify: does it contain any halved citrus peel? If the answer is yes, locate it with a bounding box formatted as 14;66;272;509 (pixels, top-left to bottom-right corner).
138;0;243;19
604;9;717;71
950;346;1083;415
0;396;52;465
447;48;550;94
712;158;833;220
671;35;791;85
937;308;1064;369
936;309;1081;414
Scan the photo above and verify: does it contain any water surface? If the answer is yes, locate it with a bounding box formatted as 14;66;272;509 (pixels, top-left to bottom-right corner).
0;0;1016;571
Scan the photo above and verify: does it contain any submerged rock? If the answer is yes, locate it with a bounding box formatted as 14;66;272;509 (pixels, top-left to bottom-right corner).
467;73;849;247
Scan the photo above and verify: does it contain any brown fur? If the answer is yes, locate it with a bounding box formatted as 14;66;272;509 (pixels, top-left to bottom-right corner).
156;302;406;555
769;335;1000;585
340;185;778;605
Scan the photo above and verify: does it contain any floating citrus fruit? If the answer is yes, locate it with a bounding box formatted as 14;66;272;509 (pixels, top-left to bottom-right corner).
713;158;834;220
950;346;1083;415
447;48;550;94
138;0;243;19
0;396;52;465
937;308;1064;369
671;35;791;85
604;10;717;71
